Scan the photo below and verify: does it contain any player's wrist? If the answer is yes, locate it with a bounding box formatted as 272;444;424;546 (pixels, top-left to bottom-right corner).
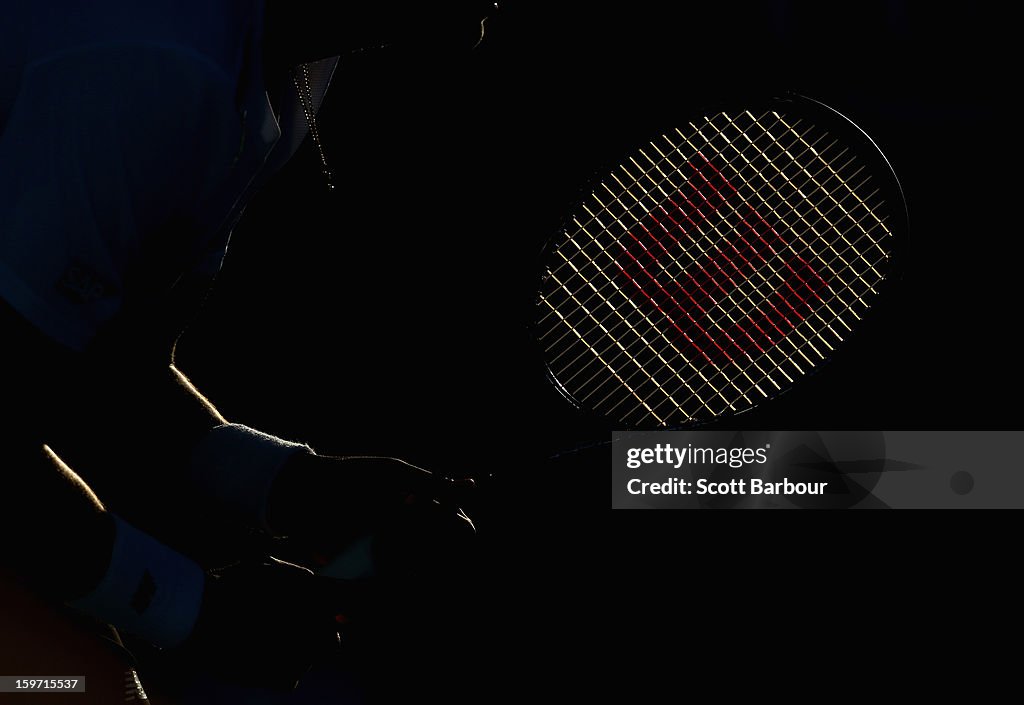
188;423;312;535
66;515;205;649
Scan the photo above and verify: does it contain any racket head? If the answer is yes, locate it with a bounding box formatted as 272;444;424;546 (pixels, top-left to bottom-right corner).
533;93;908;431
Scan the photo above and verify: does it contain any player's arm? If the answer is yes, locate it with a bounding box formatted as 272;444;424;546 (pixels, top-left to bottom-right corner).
1;298;343;689
44;316;476;574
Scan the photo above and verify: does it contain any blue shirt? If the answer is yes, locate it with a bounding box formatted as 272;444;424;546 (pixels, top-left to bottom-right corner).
0;1;336;350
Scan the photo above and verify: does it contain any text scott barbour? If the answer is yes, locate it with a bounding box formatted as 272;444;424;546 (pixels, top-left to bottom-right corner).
624;442;829;496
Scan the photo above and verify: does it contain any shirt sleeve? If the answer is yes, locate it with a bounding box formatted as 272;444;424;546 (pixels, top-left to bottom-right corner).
0;43;241;351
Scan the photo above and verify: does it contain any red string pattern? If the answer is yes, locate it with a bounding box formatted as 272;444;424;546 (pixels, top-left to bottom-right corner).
615;154;829;370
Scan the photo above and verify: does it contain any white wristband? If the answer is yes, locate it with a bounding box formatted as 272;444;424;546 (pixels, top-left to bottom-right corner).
67;515;205;648
189;423;310;533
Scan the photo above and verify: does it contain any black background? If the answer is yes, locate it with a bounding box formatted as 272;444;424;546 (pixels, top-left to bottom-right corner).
172;1;1013;694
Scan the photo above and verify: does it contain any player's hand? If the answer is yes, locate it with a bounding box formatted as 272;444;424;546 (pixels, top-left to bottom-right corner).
268;453;477;577
174;557;342;691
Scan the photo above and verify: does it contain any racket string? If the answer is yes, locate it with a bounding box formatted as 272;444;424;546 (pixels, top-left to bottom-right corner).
544;209;872;405
663;119;885;339
566;116;884;345
544;110;880;344
538;109;895;425
549;222;888;424
546;231;764;417
552;131;883;377
657;114;890;344
558;232;887;424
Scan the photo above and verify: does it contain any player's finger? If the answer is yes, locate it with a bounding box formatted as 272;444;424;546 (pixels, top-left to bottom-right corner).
360;456;475;501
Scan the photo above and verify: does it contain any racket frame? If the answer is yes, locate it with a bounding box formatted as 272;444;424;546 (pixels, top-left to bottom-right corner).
530;92;909;431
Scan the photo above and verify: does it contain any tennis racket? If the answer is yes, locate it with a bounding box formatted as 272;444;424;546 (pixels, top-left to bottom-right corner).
534;94;907;431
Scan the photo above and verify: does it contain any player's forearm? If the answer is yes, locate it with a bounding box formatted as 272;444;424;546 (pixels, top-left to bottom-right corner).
41;355;228;514
4;443;114;601
45;350;312;537
1;290;307;537
4;440;208;649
